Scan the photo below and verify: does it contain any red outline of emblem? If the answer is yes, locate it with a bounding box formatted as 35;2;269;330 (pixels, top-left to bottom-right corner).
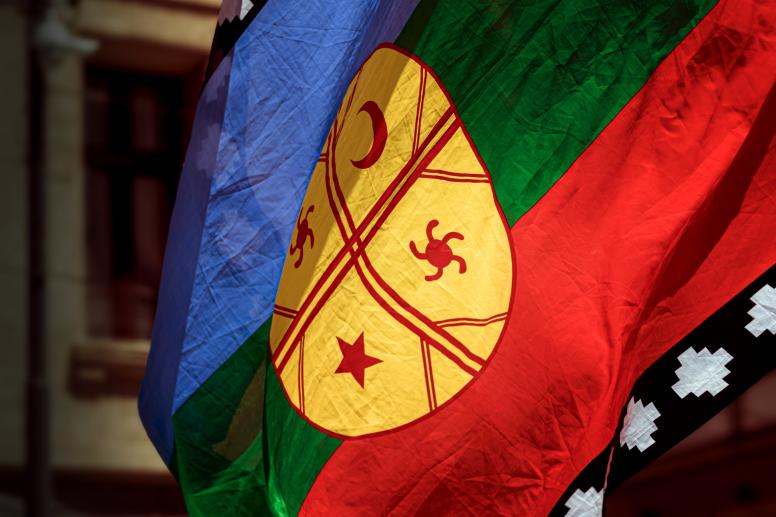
270;43;518;441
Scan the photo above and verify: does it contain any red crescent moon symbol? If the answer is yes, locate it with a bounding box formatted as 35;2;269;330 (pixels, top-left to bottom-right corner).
351;101;387;169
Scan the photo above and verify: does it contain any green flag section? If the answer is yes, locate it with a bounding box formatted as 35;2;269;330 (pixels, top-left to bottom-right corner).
172;322;341;516
301;0;776;513
398;0;719;223
171;323;270;516
165;0;776;515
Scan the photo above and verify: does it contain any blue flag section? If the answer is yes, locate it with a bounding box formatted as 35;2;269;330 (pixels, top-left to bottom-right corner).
139;0;421;462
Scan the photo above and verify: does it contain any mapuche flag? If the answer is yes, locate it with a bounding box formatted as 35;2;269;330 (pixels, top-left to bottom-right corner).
139;0;776;514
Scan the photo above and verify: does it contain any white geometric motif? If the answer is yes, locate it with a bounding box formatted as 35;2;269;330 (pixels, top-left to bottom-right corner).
239;0;253;20
564;487;603;517
619;398;660;452
672;347;733;399
745;284;776;337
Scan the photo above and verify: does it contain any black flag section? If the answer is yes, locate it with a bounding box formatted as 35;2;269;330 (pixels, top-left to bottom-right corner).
550;264;776;516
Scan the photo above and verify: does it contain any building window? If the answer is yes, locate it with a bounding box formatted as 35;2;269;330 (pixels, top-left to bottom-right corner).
85;67;187;340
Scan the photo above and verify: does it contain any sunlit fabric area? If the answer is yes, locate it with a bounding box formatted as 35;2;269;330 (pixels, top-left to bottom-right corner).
1;0;775;515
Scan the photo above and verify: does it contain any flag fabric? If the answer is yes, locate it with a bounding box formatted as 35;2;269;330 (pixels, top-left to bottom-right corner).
139;0;776;515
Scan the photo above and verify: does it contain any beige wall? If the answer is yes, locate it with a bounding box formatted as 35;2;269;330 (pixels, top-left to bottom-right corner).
0;0;215;472
78;0;217;53
55;0;214;472
43;49;166;471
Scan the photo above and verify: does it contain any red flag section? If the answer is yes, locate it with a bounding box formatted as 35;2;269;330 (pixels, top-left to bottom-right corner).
301;0;776;514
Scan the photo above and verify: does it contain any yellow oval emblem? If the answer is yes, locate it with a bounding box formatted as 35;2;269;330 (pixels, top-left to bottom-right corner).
270;45;515;437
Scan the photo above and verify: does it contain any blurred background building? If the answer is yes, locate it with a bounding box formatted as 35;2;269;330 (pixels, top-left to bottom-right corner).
0;0;774;515
1;0;213;513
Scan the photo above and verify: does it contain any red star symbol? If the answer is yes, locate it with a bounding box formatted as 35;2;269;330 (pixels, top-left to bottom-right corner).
335;333;382;388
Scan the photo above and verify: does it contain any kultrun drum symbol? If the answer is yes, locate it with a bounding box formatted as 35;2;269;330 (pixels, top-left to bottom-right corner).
270;45;515;438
